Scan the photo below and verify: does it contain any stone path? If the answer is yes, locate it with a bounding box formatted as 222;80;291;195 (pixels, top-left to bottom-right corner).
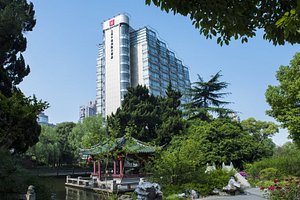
199;188;265;200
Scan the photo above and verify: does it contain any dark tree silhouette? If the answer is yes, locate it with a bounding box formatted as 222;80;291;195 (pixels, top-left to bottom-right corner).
185;71;232;120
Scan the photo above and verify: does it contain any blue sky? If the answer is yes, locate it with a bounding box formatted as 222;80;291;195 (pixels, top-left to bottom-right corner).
21;1;299;145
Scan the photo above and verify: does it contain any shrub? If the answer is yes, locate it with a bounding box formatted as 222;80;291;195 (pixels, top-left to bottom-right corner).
0;150;51;199
245;144;300;185
260;178;300;200
155;169;234;197
259;168;281;181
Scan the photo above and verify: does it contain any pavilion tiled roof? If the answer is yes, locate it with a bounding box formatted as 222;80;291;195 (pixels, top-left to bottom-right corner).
79;136;157;157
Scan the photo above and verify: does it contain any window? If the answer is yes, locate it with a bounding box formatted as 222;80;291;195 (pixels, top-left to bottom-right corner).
120;55;129;63
148;30;156;37
121;82;129;89
120;24;128;35
121;64;129;72
120;73;129;80
142;45;148;52
120;47;129;54
160;57;168;65
149;55;158;64
120;38;129;46
161;64;169;73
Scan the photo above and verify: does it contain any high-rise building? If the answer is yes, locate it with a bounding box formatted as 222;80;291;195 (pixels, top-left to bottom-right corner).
96;14;191;116
37;112;55;127
79;101;97;122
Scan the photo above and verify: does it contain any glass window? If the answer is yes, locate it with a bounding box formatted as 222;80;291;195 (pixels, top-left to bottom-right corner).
143;61;148;67
149;55;158;64
120;55;129;62
161;72;169;80
120;73;130;80
148;30;156;37
142;44;148;51
150;89;160;96
120;38;129;46
121;82;129;89
144;78;149;86
120;24;128;35
121;64;129;72
120;47;129;54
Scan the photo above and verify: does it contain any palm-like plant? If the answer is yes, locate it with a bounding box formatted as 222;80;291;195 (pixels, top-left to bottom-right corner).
185;71;233;120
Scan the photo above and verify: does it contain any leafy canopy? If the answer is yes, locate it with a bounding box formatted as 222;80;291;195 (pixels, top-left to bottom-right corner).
69;115;107;159
145;0;300;45
265;52;300;145
27;125;60;166
0;91;47;154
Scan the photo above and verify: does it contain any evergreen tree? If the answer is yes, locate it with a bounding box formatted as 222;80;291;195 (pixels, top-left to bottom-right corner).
185;71;232;120
107;85;160;142
155;84;186;146
108;84;186;145
0;0;48;154
0;0;35;96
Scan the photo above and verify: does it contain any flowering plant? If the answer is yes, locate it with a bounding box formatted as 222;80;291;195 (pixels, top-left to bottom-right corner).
239;171;247;178
260;177;300;200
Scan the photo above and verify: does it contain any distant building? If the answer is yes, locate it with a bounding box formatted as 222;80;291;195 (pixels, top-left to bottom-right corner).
96;14;191;116
37;112;55;127
79;101;97;122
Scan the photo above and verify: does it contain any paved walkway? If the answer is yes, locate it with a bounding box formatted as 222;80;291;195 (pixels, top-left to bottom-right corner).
200;188;265;200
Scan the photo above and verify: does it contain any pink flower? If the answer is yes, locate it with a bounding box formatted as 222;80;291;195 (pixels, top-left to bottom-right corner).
269;185;275;191
274;179;279;183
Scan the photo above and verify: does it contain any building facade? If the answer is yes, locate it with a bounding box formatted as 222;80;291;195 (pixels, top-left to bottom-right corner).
79;101;97;122
97;14;191;116
37;112;55;127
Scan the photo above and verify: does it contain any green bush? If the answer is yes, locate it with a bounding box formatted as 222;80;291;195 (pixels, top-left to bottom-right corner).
245;143;300;185
0;150;51;199
155;169;234;197
259;168;280;180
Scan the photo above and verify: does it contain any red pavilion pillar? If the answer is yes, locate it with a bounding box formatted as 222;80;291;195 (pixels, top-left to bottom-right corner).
119;158;123;177
93;161;96;175
113;160;117;176
98;160;101;178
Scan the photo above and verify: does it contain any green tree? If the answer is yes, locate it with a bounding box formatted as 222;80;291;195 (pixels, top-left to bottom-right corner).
241;118;278;158
151;135;204;186
185;71;232;120
186;118;273;169
108;85;186;145
69;115;106;159
107;85;161;142
28;125;60;166
0;91;47;154
145;0;299;45
0;0;35;96
55;122;76;164
0;0;48;154
265;52;300;145
155;84;186;146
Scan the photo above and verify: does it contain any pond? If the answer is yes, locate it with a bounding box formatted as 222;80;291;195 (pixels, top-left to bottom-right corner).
41;177;113;200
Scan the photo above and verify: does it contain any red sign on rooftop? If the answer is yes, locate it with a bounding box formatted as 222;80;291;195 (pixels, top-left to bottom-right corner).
109;19;115;26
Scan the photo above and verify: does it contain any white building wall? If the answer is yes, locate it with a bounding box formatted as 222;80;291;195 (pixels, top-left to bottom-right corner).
101;14;129;116
104;27;120;116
